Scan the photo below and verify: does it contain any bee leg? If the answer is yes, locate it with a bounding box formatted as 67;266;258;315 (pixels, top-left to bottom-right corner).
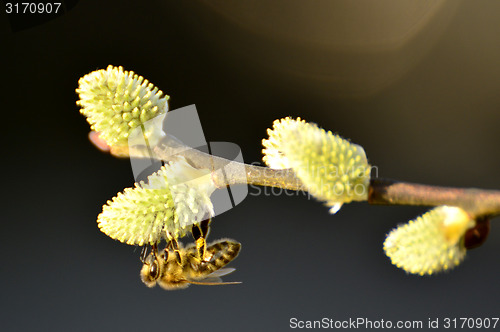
162;246;169;260
140;243;158;263
191;218;211;262
140;246;148;263
168;238;182;265
151;243;158;259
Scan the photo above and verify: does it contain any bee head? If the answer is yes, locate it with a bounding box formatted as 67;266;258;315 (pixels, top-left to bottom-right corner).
140;252;166;287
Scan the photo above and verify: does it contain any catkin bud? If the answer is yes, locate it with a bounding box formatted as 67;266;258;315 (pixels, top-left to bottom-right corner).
97;157;216;246
262;117;371;214
77;65;169;147
384;206;475;275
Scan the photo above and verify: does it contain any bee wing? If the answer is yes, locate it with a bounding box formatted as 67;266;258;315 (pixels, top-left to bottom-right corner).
186;279;242;286
207;268;235;278
185;268;241;286
198;276;223;283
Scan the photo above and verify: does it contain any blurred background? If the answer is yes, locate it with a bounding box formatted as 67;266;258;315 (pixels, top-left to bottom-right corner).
2;0;500;330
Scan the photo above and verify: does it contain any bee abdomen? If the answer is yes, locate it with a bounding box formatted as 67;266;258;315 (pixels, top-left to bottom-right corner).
204;239;241;271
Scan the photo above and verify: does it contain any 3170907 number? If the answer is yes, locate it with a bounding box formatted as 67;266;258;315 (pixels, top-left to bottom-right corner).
5;2;61;14
443;318;499;329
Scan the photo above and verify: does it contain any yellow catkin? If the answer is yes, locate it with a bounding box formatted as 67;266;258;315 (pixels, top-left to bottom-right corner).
97;157;215;246
262;117;370;213
384;206;475;275
77;65;169;146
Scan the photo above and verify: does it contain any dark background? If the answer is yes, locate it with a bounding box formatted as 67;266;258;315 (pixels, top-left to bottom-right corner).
2;1;500;331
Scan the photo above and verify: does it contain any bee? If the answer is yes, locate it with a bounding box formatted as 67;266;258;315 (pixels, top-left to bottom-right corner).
140;238;242;290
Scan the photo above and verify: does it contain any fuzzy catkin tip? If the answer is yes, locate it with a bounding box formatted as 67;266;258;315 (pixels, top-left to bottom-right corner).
97;157;216;246
76;65;169;147
384;206;475;275
262;117;371;213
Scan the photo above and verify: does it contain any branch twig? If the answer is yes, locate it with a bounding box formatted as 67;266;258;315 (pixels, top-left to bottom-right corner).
111;133;500;219
152;136;306;191
368;178;500;218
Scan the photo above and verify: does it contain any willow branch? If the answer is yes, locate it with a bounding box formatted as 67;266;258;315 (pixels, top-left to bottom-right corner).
368;178;500;218
111;134;500;219
152;136;306;191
